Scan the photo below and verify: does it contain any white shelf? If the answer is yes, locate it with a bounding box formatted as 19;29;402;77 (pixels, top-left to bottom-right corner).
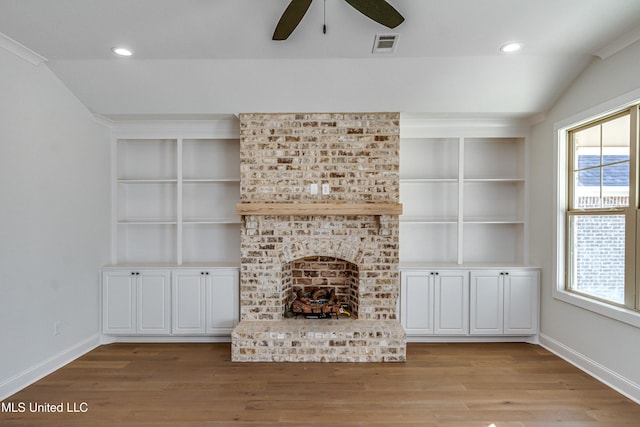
400;216;458;224
117;139;177;181
463;178;525;182
464;137;525;180
117;218;178;225
118;179;178;184
112;128;241;266
182;138;239;181
399;134;528;265
399;222;458;264
183;217;241;224
400;137;459;180
183;178;240;183
400;178;458;183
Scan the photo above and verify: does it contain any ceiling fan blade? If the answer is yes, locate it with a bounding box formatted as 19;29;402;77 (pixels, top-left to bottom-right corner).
343;0;405;28
273;0;314;40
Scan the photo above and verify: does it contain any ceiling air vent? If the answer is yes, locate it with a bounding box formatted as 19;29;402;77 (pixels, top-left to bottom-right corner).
372;34;399;54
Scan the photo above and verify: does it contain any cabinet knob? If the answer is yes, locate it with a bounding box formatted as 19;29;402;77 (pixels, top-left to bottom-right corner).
201;272;204;275
435;272;439;275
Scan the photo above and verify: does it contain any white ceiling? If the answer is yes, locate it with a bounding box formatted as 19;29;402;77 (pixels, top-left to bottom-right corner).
2;0;640;118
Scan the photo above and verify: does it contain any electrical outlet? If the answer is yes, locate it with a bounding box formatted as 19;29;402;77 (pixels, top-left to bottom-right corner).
322;183;330;195
310;183;318;195
53;321;61;336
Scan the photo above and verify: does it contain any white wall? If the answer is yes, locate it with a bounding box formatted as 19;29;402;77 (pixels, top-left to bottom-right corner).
530;41;640;400
0;47;111;398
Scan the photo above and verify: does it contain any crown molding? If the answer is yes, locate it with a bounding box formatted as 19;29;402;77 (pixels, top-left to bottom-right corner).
0;32;47;65
594;25;640;60
100;114;240;139
399;113;531;138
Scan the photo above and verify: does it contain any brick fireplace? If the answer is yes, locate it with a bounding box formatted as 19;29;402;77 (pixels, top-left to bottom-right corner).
231;113;406;362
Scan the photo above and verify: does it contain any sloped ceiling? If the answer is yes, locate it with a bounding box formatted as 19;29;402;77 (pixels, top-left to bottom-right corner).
1;0;640;119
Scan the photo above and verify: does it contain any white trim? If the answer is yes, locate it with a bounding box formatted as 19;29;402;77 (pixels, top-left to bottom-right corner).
100;335;231;344
553;88;640;132
406;335;538;344
553;290;640;328
539;333;640;404
109;117;240;139
400;114;530;139
0;32;47;65
553;90;640;328
595;25;640;60
0;334;100;400
93;114;114;128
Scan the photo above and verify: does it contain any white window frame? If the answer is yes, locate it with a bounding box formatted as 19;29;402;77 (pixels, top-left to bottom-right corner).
553;89;640;329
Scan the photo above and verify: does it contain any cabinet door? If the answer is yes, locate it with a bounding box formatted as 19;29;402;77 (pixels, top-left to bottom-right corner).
102;271;136;334
206;269;239;334
503;270;539;335
400;272;434;335
137;271;171;334
470;271;503;335
172;272;207;335
434;271;469;335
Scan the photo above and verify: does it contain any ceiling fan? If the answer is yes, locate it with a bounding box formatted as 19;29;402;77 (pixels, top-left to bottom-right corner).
273;0;405;40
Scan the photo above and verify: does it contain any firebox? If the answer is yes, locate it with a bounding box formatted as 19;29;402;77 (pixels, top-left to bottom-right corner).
283;256;359;319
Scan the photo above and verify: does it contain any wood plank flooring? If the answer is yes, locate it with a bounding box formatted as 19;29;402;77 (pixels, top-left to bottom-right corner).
2;342;639;426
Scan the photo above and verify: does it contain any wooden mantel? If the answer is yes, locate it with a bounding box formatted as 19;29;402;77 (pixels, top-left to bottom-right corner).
236;202;403;216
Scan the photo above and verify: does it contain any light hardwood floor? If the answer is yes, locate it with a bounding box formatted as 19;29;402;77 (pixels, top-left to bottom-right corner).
2;342;639;426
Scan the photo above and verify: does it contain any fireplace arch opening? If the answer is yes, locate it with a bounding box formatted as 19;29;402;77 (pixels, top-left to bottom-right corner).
282;256;359;319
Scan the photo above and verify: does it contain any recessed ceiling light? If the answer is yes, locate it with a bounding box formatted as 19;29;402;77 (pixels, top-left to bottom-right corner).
111;47;133;57
500;42;522;53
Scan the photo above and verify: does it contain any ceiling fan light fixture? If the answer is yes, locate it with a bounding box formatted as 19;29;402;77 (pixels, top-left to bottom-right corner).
372;34;399;54
500;42;522;53
112;47;133;57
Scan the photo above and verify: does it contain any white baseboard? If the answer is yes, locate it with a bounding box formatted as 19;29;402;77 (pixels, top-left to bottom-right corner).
539;333;640;404
0;334;101;401
406;335;539;343
101;335;231;344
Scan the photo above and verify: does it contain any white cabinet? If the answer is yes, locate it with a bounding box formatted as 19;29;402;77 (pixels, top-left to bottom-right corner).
434;271;469;335
205;269;239;334
400;268;538;338
400;270;469;336
102;270;171;335
400;272;434;334
400;135;527;265
103;268;239;337
172;269;239;335
470;270;539;335
102;271;136;334
172;271;207;334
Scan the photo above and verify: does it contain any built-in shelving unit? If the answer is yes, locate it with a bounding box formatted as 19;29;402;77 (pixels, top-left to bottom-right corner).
109;117;241;266
399;118;530;266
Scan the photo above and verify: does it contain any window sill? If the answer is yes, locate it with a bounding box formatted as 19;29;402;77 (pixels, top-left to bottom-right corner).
553;289;640;329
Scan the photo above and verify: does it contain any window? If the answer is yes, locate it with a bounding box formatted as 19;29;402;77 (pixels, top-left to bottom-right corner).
566;106;639;310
